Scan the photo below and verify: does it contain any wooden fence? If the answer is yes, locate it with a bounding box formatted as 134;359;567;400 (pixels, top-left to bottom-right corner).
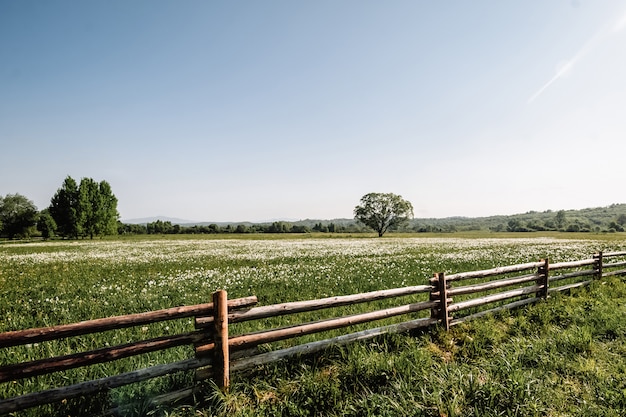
1;250;626;415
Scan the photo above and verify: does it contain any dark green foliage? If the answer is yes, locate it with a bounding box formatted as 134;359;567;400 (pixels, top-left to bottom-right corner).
354;193;414;237
115;203;626;236
49;175;119;239
78;177;100;239
118;220;148;235
49;176;80;238
0;193;38;238
136;220;317;235
414;204;626;233
555;210;567;230
36;209;57;239
147;219;176;234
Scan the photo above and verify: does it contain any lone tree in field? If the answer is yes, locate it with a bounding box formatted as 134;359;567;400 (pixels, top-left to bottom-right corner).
354;192;414;237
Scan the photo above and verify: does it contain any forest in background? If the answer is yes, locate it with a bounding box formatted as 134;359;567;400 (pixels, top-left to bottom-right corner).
121;204;626;235
3;173;626;239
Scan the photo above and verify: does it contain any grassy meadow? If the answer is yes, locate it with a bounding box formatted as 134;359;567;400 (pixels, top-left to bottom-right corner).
1;233;625;416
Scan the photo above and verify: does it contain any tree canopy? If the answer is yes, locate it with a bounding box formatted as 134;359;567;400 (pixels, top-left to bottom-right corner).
49;176;80;238
49;176;119;239
354;192;414;237
37;209;57;239
0;194;39;239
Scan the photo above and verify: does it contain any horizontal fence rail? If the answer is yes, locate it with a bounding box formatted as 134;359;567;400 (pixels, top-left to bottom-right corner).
0;296;259;349
195;285;434;327
0;297;258;415
227;300;437;351
2;250;626;414
229;317;439;374
445;261;545;282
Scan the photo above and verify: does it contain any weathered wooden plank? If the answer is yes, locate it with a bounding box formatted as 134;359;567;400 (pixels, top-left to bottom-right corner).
602;260;626;269
0;357;211;415
194;366;214;381
548;269;595;283
448;285;542;313
226;300;439;351
549;280;592;293
196;285;433;328
602;251;626;258
227;317;438;374
193;346;258;380
194;342;215;357
446;262;544;282
447;273;538;296
0;331;208;384
549;259;595;270
0;296;257;348
450;297;540;325
196;299;434;357
602;269;626;277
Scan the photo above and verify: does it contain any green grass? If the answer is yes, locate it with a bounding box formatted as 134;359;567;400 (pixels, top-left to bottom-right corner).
1;235;625;416
182;278;626;417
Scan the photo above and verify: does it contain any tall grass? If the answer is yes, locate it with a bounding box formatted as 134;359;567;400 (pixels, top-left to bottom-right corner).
1;235;625;416
185;278;626;417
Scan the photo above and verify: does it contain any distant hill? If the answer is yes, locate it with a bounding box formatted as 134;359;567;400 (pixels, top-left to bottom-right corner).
121;204;626;233
407;203;626;232
121;216;196;225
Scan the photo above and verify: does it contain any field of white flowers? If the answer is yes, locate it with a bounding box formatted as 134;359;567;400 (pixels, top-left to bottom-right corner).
1;235;624;416
0;236;620;332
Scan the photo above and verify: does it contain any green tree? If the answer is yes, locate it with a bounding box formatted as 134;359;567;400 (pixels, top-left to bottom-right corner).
49;176;80;238
50;176;119;239
0;194;39;239
97;180;119;235
77;178;119;239
147;220;174;234
507;218;522;232
78;177;100;239
608;221;624;232
555;210;566;230
268;221;291;233
37;209;57;239
354;192;414;237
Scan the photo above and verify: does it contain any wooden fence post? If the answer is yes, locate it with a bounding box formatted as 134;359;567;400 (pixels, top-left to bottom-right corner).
213;290;229;391
593;251;603;280
537;258;549;299
430;272;450;331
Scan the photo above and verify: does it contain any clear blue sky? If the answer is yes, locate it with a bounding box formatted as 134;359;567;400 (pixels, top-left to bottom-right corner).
2;1;626;222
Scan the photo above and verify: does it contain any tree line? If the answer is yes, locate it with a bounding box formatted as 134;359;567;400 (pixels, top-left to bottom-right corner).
118;220;367;235
3;183;626;240
0;176;119;239
411;206;626;234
